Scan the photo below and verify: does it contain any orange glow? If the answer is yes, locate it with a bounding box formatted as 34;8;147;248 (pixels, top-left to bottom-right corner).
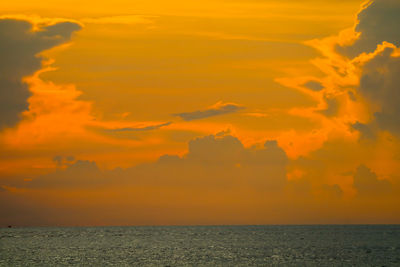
1;0;400;226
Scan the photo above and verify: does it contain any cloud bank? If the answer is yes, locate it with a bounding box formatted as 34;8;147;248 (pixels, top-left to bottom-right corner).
2;132;398;226
23;133;288;191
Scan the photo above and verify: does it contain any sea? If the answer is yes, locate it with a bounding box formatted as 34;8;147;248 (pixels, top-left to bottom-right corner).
1;225;400;266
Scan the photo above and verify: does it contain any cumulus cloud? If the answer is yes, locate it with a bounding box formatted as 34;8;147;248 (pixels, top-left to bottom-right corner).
353;165;392;197
287;153;344;200
340;0;400;57
277;0;400;149
174;102;245;121
3;133;399;225
107;121;172;132
358;46;400;135
0;18;81;128
22;133;288;191
146;137;288;190
336;0;400;136
186;134;244;163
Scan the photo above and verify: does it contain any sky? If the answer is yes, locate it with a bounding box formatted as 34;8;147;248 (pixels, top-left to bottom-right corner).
1;0;400;226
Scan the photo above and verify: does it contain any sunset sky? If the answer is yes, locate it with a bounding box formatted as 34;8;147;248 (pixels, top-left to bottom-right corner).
1;0;400;226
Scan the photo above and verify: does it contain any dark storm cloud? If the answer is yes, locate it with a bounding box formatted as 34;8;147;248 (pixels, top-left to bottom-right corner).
340;0;400;57
0;18;82;128
174;102;244;121
108;121;172;132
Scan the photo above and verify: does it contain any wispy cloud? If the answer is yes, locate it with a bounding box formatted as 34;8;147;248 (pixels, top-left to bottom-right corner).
174;102;245;121
107;121;172;132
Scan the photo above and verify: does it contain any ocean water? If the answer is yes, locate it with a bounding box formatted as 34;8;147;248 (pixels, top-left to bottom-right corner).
1;225;400;266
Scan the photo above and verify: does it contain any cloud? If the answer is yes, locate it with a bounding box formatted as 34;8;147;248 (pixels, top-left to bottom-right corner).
276;0;400;155
28;160;102;188
358;46;400;135
286;179;343;199
2;2;400;226
0;18;81;128
287;154;336;197
351;121;375;139
53;155;76;167
330;0;400;136
2;133;399;225
318;96;339;117
186;134;244;163
21;133;288;191
174;102;245;121
353;165;392;197
340;0;400;57
53;155;64;166
303;80;324;91
107;121;172;132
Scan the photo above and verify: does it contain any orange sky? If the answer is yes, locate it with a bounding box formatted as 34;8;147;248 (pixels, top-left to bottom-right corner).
1;0;400;226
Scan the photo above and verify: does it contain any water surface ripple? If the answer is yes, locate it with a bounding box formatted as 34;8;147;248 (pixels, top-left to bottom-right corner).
1;225;400;266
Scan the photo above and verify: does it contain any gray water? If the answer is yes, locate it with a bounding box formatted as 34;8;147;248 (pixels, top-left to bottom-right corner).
1;225;400;266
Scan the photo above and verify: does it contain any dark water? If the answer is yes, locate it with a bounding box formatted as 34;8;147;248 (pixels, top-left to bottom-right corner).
1;225;400;266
